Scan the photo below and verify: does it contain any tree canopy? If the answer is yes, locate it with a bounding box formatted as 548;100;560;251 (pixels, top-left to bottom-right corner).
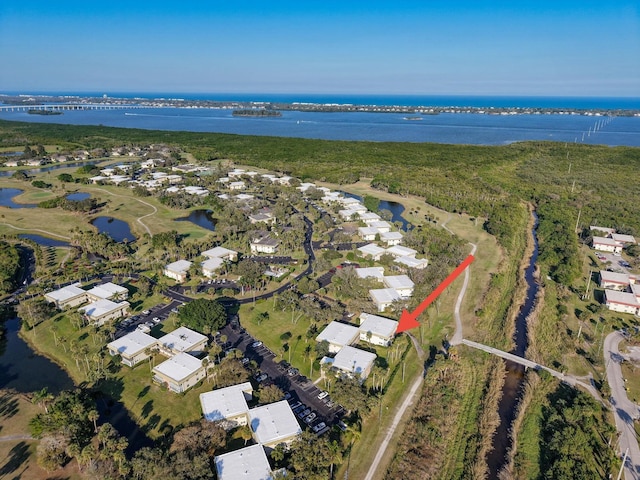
177;298;227;335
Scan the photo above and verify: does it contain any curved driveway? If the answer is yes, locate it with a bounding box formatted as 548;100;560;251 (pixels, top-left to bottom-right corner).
605;331;640;480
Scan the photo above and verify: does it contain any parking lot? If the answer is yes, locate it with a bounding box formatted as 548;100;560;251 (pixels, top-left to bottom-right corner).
220;322;344;434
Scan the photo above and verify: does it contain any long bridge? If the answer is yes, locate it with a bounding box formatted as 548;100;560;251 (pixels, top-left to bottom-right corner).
0;104;150;112
461;338;602;401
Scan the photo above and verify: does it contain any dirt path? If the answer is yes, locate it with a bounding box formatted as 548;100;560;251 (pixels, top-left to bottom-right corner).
0;223;71;240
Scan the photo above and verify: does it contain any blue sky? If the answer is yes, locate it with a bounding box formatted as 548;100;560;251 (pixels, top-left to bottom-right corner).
1;1;639;96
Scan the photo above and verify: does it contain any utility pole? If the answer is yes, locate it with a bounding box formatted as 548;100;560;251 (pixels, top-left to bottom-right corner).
615;448;628;480
575;208;582;234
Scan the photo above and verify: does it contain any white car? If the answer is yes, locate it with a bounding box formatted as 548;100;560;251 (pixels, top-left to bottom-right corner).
251;341;263;348
317;391;329;400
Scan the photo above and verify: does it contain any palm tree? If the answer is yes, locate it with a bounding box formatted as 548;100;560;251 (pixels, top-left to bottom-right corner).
88;409;100;433
145;348;155;372
328;440;343;479
32;387;54;413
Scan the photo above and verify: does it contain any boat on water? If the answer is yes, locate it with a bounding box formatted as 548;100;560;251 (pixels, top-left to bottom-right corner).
403;116;423;121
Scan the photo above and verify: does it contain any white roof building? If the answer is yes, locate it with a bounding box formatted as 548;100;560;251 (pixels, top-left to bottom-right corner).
358;243;387;260
386;245;417;258
599;270;637;290
153;352;205;394
202;257;224;277
592;236;622;253
316;321;360;353
359;313;398;347
44;283;87;309
202;246;238;261
249;400;302;448
158;326;208;356
358;226;379;241
394;256;429;270
380;231;403;246
200;382;253;427
383;275;415;298
590;226;616;234
107;330;158;367
359;212;382;224
611;233;636;245
332;345;377;380
164;259;193;283
79;299;129;326
604;289;640;315
369;288;402;312
85;282;128;301
356;267;385;282
214;444;273;480
370;220;392;233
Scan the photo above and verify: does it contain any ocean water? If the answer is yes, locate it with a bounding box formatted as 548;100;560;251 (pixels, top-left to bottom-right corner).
1;102;639;146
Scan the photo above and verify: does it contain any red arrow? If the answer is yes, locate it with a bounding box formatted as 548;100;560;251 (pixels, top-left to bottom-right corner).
396;254;475;334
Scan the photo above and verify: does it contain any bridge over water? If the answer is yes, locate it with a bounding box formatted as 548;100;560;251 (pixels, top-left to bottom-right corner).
461;338;602;401
0;104;150;112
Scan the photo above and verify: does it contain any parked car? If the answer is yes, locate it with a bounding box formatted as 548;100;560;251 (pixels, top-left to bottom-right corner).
241;358;250;365
152;317;160;323
304;413;317;424
284;392;292;400
297;408;311;419
317;391;329;400
338;420;348;432
289;401;302;411
312;422;327;433
251;341;263;348
256;373;268;382
142;310;150;315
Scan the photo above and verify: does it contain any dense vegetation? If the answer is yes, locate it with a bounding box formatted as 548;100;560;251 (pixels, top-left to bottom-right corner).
0;240;21;294
177;298;228;334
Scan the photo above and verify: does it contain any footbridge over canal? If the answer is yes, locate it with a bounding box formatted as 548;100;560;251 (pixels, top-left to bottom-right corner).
461;338;602;402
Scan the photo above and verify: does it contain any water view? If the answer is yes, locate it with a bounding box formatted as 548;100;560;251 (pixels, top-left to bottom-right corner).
66;192;91;201
0;188;37;208
18;233;70;248
175;209;217;231
90;216;134;243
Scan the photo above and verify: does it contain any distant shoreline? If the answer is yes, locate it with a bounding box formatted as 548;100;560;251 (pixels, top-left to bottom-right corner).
1;93;639;117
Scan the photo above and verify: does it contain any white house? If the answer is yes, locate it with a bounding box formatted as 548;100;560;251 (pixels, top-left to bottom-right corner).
214;444;273;480
394;256;429;270
229;181;246;191
157;326;208;357
202;246;238;262
358;243;387;261
611;233;636;245
332;346;377;380
592;236;622;253
315;321;360;353
359;212;382;224
599;271;636;290
355;267;385;282
369;288;402;312
358;312;398;347
604;289;640;315
358;226;379;241
248;400;302;448
200;382;253;428
79;299;130;326
107;330;158;367
153;352;205;393
370;220;392;233
44;284;87;309
383;275;415;298
385;245;417;258
202;257;224;278
379;231;403;246
85;282;128;302
164;260;193;283
250;236;279;254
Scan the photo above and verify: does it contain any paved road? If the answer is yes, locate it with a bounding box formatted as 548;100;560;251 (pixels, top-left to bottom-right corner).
605;331;640;480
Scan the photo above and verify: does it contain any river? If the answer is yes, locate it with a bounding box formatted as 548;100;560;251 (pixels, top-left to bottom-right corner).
486;212;539;477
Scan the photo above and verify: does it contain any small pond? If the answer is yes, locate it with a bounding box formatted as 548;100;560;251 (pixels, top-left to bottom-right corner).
0;318;74;394
65;192;91;201
18;233;70;248
91;216;135;243
175;209;217;231
338;191;410;230
0;188;37;209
